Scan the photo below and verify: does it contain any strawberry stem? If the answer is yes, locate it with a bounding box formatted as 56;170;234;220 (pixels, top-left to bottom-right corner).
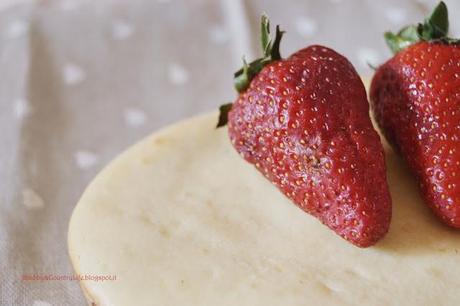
217;15;284;128
384;1;458;54
233;14;284;93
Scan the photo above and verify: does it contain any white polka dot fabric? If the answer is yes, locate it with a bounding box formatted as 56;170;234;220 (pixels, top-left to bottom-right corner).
1;0;459;305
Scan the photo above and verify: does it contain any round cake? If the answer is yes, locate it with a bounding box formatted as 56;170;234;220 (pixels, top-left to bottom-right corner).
68;112;460;306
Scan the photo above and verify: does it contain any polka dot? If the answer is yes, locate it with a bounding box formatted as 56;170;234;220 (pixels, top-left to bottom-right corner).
123;108;147;127
32;301;52;306
385;7;407;25
75;150;98;170
168;63;189;85
22;188;45;209
112;20;134;40
208;25;229;44
5;19;28;39
357;48;381;69
63;63;86;85
295;17;318;38
13;98;31;119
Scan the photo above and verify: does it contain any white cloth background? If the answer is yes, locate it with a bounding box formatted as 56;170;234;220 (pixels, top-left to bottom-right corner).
1;0;458;305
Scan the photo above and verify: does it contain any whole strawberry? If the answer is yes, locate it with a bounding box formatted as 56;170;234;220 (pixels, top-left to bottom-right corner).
218;16;391;247
371;1;460;228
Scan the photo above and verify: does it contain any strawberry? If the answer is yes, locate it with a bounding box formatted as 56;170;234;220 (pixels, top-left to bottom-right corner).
370;1;460;228
218;16;392;247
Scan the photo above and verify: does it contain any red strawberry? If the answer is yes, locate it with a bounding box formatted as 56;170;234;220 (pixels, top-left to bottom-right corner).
371;1;460;228
218;16;392;247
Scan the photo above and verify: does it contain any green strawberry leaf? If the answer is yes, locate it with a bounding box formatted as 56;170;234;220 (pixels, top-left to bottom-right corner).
418;1;448;40
384;1;460;54
234;57;267;93
384;25;419;54
270;25;284;60
216;103;233;128
261;14;271;57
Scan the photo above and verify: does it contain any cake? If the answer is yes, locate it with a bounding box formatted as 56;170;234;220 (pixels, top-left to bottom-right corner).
68;112;460;306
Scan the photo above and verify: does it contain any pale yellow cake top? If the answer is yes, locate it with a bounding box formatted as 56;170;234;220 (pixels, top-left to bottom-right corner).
68;112;460;306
